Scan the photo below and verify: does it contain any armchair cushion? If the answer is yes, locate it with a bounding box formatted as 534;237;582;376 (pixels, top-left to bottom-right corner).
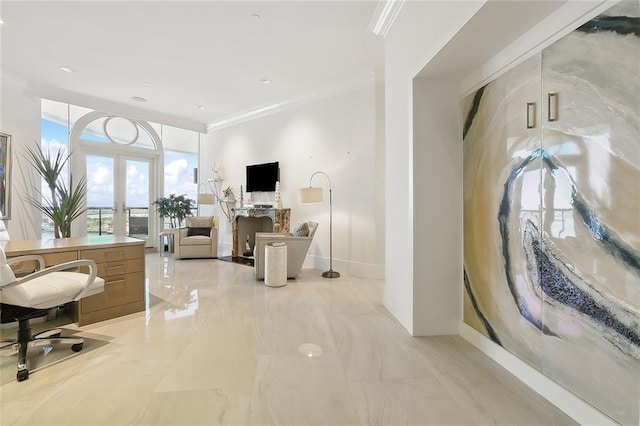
187;227;211;237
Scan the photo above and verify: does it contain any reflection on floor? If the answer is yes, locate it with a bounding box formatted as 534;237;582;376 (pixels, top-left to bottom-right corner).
217;255;254;267
0;254;577;425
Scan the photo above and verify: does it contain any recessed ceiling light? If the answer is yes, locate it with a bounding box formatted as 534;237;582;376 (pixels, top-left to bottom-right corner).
198;106;206;110
143;81;152;86
131;96;147;103
259;78;271;84
250;13;261;19
60;67;73;73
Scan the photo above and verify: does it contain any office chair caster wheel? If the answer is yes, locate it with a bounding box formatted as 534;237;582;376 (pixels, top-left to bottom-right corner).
71;343;83;352
17;369;29;381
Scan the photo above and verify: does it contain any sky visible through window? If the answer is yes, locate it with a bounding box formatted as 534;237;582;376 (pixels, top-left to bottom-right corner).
41;118;198;208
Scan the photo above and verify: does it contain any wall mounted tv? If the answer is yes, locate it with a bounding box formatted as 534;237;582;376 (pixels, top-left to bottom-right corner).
246;161;279;192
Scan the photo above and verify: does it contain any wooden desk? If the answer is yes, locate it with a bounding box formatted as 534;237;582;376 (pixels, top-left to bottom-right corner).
2;236;146;326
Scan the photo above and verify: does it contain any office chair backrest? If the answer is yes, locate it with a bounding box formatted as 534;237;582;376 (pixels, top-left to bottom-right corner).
0;247;17;287
0;211;9;242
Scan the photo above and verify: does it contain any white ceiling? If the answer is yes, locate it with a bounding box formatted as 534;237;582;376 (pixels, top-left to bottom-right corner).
1;1;384;132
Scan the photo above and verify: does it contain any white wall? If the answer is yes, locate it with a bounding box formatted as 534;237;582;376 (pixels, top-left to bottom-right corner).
200;84;385;279
412;78;463;335
384;1;483;334
0;78;43;240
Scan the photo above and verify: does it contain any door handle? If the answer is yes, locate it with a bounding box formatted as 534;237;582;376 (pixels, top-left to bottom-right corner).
547;92;559;122
526;102;536;129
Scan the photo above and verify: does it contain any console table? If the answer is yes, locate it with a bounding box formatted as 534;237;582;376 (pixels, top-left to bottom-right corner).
3;236;145;326
231;207;290;257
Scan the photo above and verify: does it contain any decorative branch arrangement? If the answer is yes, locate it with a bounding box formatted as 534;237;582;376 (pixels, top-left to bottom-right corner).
206;178;235;223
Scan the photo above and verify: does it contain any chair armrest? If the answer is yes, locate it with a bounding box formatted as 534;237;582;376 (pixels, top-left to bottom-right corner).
10;259;99;300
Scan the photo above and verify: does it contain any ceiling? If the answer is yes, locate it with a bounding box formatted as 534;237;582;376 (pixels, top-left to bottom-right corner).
1;1;384;132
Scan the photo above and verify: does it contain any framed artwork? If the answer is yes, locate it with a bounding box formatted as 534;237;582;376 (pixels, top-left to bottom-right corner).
0;132;11;219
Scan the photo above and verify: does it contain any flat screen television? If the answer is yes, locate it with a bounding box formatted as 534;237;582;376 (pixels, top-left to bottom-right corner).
246;161;279;192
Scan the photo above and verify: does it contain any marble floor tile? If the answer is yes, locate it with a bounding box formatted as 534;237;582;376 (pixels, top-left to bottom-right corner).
132;387;252;425
412;336;579;426
330;311;432;381
249;353;361;425
349;377;475;425
0;252;578;425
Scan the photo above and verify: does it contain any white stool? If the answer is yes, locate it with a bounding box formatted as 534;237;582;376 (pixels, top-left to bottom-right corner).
264;243;287;287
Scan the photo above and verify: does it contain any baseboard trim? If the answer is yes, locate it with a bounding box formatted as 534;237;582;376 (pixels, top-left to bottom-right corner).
459;323;615;425
303;254;384;279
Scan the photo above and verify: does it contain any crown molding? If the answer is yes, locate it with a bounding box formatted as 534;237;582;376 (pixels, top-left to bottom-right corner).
207;70;383;133
368;0;406;38
3;70;383;135
1;71;28;93
21;82;207;133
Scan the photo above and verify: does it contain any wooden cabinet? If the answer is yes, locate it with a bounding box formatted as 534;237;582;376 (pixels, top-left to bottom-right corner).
3;236;146;326
77;242;145;326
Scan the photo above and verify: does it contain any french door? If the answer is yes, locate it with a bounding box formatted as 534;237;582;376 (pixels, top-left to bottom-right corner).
84;152;156;246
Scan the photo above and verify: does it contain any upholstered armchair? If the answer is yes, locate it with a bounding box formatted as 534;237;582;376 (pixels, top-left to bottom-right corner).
172;216;219;259
254;221;318;280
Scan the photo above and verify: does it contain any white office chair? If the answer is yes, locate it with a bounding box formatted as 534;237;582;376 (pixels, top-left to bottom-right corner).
0;247;105;381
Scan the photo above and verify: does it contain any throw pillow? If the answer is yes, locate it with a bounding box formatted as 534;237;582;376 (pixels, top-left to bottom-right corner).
293;222;309;237
187;227;211;237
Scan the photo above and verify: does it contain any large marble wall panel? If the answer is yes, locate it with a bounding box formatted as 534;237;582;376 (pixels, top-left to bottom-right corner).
539;2;640;423
463;1;639;424
463;55;544;370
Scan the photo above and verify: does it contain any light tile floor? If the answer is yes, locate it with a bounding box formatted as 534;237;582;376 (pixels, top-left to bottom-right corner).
0;253;577;425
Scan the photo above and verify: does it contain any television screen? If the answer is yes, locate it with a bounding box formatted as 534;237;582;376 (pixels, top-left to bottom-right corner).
246;162;279;192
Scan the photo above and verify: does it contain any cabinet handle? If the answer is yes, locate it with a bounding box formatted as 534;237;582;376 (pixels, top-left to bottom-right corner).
526;102;536;129
106;264;125;270
106;278;126;285
547;92;559;122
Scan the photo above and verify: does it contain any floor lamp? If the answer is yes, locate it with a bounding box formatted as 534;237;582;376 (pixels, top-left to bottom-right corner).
298;171;340;278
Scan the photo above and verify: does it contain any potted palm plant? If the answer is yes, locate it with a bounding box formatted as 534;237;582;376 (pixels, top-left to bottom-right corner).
24;144;88;238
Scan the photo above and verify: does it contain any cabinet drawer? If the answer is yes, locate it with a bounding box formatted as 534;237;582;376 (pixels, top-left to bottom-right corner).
79;258;144;277
98;258;144;277
8;251;78;274
42;251;79;266
80;271;144;314
80;245;143;263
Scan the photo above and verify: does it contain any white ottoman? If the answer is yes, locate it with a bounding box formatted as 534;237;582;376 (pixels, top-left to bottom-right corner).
264;242;287;287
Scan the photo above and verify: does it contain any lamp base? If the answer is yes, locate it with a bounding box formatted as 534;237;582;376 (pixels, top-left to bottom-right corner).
322;270;340;279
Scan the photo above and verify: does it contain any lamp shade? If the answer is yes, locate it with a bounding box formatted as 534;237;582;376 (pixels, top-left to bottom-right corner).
197;193;215;205
298;187;323;204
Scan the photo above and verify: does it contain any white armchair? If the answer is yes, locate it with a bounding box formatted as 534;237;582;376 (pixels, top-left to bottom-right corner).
254;221;318;280
172;216;219;259
0;247;105;381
